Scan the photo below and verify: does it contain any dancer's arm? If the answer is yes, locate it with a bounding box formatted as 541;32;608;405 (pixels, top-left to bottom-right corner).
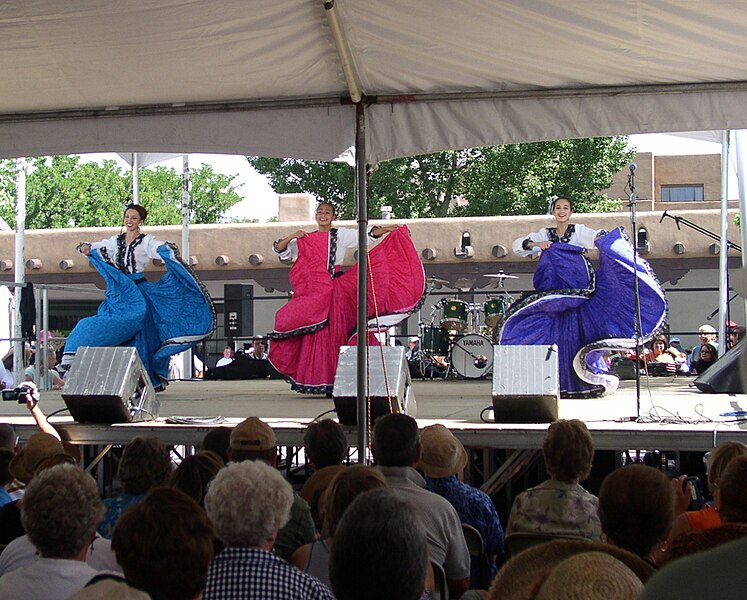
368;224;398;239
512;229;549;257
273;230;307;260
574;224;607;250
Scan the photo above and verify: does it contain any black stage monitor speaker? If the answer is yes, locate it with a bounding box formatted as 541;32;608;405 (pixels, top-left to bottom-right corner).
694;338;744;394
492;345;559;423
224;284;254;338
61;347;159;423
332;346;414;426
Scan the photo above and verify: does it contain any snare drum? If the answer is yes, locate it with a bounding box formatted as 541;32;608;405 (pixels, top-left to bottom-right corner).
450;333;493;378
440;299;468;332
483;298;506;329
422;324;450;355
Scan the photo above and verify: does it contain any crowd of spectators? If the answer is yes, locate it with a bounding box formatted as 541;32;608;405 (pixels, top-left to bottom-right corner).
0;412;746;599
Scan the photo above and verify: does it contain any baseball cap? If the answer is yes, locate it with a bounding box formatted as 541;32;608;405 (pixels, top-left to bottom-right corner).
230;417;276;451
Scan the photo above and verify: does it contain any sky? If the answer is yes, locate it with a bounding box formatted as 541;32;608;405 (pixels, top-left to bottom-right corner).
80;133;726;223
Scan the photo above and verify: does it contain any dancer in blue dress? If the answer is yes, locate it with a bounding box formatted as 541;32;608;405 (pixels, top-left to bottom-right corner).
504;197;667;397
63;204;214;390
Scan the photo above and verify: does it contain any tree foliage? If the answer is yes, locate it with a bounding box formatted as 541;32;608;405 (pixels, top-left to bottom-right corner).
248;137;633;219
0;156;242;229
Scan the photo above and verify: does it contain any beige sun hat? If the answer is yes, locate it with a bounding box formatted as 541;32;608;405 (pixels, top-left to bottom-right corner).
8;432;68;484
534;551;644;600
488;539;655;600
417;424;468;478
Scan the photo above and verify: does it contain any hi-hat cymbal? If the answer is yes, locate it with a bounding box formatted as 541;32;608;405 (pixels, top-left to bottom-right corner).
427;276;450;285
484;272;518;279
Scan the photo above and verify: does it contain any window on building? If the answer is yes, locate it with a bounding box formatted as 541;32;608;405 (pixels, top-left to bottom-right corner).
661;185;704;202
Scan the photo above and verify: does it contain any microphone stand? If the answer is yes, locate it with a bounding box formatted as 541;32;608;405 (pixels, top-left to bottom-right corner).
627;165;643;420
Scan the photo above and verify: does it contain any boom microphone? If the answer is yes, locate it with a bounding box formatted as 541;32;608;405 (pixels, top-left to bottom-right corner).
629;162;637;172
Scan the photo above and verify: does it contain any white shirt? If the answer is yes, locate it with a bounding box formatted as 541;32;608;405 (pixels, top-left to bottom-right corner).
0;534;122;577
0;557;102;600
89;233;167;274
274;227;378;266
512;223;602;257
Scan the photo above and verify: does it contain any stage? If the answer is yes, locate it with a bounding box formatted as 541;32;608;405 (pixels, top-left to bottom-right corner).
1;376;745;453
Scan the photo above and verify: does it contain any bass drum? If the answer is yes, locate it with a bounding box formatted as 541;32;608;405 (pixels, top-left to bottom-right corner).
450;333;494;378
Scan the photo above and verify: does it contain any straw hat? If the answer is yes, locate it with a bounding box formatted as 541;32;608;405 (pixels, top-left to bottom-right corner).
534;551;644;600
8;432;68;484
417;424;468;478
230;417;276;451
488;540;655;600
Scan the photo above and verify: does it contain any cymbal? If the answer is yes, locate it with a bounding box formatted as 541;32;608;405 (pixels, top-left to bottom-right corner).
484;272;518;279
427;276;450;285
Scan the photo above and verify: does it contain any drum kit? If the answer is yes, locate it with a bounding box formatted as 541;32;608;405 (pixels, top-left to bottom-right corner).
415;273;517;379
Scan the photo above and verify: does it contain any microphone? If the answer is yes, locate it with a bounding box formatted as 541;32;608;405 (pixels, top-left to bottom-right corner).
659;210;668;223
629;162;637;172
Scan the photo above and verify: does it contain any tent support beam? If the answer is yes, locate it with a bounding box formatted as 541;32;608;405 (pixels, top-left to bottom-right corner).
4;80;747;125
355;102;369;462
323;0;362;104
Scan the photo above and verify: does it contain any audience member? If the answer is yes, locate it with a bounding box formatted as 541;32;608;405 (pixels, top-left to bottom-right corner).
640;536;747;600
292;465;387;588
24;349;65;389
668;441;747;544
507;419;601;541
215;347;234;368
598;464;674;565
372;413;471;597
247;337;267;360
0;464;105;599
689;324;717;367
727;322;746;349
0;432;76;544
487;540;655;600
104;487;215;600
418;423;504;587
170;451;224;507
691;341;718;375
668;454;747;561
228;416;317;561
0;448;13;507
330;488;429;600
201;426;231;464
299;419;348;531
203;460;333;599
98;436;172;538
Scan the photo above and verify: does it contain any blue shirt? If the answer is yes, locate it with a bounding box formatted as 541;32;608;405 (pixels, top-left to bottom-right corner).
425;475;504;586
204;547;334;600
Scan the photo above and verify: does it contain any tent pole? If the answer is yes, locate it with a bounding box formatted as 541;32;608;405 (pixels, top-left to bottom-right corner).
13;159;26;385
355;102;369;463
132;152;140;205
182;155;192;379
718;132;730;356
734;131;747;334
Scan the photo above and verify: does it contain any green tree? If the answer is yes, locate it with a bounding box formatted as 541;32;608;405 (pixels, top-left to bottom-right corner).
248;137;633;218
0;157;242;228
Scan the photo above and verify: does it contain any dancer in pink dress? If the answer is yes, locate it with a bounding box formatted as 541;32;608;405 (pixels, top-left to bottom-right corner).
269;203;425;394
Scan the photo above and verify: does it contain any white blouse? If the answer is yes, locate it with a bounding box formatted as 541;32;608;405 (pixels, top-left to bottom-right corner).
274;227;379;266
512;224;603;257
89;233;167;274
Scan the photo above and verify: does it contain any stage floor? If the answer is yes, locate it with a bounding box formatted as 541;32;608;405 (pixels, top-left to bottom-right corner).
1;375;746;452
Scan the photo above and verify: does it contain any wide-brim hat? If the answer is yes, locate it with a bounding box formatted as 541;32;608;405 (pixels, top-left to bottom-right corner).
488;539;655;600
9;432;67;484
417;424;468;478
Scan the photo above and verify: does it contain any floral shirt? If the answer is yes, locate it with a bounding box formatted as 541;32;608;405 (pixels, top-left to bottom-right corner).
506;478;601;540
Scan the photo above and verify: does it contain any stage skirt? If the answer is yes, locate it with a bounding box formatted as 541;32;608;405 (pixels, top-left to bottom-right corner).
64;243;215;388
499;227;667;398
269;226;425;394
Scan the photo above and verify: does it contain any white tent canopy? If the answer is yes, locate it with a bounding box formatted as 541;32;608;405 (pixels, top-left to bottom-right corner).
2;1;747;162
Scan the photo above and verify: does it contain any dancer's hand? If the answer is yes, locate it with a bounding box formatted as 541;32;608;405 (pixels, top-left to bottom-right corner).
534;241;551;250
292;230;308;239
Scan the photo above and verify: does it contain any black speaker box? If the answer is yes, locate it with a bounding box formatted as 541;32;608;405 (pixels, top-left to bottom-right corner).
694;339;744;394
332;346;414;426
224;284;254;338
61;347;158;423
